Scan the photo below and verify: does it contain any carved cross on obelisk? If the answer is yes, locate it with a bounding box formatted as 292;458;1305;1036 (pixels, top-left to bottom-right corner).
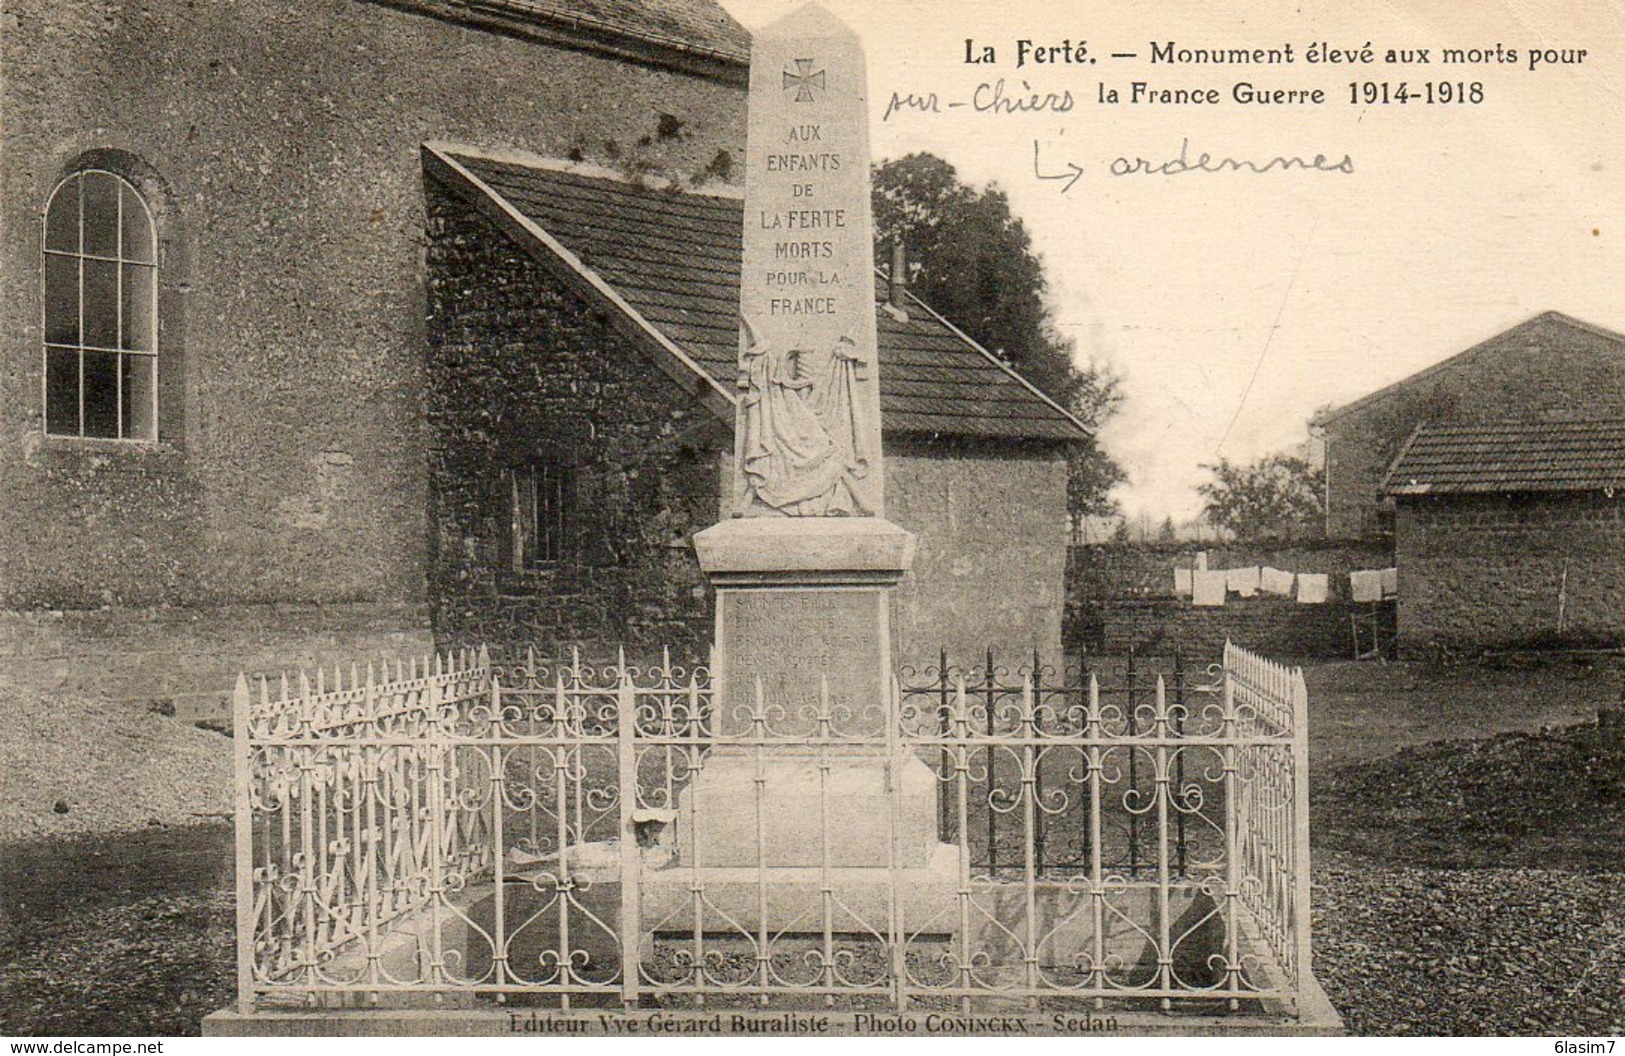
732;2;885;519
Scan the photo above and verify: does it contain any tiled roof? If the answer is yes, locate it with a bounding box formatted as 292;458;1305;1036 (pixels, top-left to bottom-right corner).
413;0;749;64
430;146;1089;443
1384;419;1625;495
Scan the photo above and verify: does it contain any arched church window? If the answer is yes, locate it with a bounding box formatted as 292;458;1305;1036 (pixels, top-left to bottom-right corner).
43;170;158;440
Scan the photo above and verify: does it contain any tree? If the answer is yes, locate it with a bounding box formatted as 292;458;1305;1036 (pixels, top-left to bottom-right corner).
872;153;1126;519
1197;454;1325;542
1157;516;1178;544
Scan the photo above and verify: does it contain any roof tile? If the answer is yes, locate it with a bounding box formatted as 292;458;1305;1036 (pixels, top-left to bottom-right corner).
446;151;1088;442
1384;418;1625;495
421;0;750;64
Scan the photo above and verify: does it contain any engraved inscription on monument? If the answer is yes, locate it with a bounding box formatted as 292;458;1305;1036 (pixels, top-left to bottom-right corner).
736;5;884;518
719;589;884;735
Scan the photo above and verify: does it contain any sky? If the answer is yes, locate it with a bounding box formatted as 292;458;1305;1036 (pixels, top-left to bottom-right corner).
715;0;1625;520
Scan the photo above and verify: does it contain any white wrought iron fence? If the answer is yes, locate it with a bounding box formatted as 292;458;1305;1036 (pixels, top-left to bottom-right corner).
232;641;1313;1017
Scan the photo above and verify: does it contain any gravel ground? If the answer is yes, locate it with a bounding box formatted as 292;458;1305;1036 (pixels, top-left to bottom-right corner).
0;889;235;1036
1313;853;1625;1036
0;824;235;1037
0;696;231;841
1312;723;1625;870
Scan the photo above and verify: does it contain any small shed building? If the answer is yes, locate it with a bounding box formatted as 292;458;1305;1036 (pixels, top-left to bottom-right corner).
1384;418;1625;654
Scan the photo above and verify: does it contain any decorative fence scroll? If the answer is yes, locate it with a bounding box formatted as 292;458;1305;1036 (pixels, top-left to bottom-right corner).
233;641;1313;1017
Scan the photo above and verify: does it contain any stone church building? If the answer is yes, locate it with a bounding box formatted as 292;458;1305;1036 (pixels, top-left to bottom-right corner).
2;0;1086;717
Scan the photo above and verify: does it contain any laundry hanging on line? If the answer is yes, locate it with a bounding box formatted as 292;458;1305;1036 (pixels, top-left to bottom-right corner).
1296;573;1329;604
1226;566;1261;597
1260;566;1296;596
1192;570;1228;607
1350;569;1385;603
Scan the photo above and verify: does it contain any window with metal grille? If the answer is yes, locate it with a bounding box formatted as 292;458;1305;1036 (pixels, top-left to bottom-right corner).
509;459;574;569
42;170;158;441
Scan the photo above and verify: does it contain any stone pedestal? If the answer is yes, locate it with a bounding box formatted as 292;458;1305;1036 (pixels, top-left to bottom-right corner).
674;751;941;868
695;517;913;733
681;517;952;882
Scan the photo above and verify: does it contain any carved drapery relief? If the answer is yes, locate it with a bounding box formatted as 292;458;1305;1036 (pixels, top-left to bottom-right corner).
737;316;875;516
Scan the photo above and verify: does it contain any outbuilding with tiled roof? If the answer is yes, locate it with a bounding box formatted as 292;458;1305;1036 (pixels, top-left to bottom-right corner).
1313;311;1625;539
1379;417;1625;655
1385;419;1625;497
422;142;1088;667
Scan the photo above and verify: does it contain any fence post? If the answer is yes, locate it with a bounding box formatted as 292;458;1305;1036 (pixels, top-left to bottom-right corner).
887;675;907;1010
1031;647;1045;877
953;675;974;1015
1221;655;1242;1011
233;674;255;1014
984;647;997;875
424;661;447;989
489;674;508;998
1126;646;1139;876
1020;671;1039;1008
1086;674;1104;1010
1291;667;1313;1007
1173;649;1187;877
1148;676;1169;1010
617;653;641;1009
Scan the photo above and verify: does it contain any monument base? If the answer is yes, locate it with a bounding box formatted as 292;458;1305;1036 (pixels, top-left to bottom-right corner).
692;514;918;876
672;750;940;868
642;842;962;934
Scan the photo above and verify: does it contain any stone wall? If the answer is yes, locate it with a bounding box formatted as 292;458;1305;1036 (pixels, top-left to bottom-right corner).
1067;541;1394;660
887;442;1070;671
424;177;723;665
0;605;433;722
1395;492;1625;655
1;0;746;704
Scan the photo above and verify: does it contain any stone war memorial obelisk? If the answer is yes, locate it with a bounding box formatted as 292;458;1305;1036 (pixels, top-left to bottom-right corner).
682;3;954;901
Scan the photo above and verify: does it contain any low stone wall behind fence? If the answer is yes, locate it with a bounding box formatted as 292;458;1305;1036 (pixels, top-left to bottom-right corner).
1;602;434;722
1066;541;1394;661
